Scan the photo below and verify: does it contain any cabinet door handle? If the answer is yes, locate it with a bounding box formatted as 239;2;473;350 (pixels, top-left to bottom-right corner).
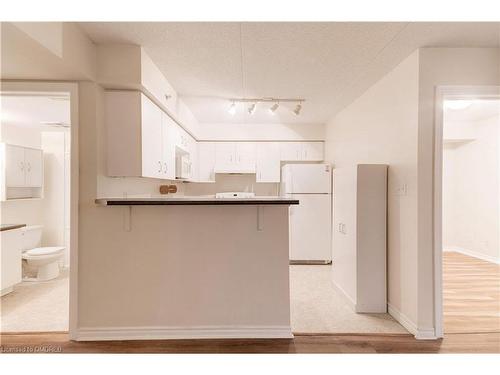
158;161;162;173
20;161;24;171
164;162;168;173
27;162;31;172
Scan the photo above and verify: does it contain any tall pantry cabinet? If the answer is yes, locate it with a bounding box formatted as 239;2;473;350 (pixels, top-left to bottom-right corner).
333;164;388;313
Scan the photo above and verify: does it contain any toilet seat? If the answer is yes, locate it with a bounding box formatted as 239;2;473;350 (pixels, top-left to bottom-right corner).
23;246;65;257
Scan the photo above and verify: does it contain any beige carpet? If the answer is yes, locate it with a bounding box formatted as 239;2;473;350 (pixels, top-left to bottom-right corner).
290;265;407;334
0;269;69;333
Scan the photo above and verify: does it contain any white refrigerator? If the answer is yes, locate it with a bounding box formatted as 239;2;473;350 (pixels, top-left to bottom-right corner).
282;164;332;263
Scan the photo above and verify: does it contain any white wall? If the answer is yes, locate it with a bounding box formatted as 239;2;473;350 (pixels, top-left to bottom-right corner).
325;50;420;330
443;112;500;263
196;122;325;141
41;130;71;266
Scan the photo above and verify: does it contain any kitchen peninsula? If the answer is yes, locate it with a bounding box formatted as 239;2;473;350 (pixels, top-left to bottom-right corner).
85;196;298;340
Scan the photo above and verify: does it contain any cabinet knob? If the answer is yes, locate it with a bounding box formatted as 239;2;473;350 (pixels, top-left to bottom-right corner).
158;161;162;173
165;94;172;101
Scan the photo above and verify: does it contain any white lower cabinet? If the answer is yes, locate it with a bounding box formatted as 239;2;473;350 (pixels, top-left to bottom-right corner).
256;143;281;183
0;228;23;296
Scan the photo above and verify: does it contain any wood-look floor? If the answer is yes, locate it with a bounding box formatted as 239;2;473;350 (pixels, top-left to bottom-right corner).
1;332;500;353
443;251;500;334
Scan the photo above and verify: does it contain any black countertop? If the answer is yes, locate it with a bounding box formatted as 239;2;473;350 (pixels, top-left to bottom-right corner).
95;197;299;206
0;224;27;232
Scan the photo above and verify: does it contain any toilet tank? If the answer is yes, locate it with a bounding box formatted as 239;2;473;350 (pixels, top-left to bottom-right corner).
22;225;43;250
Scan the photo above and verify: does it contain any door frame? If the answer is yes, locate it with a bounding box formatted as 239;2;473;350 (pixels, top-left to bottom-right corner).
1;81;79;339
433;85;500;338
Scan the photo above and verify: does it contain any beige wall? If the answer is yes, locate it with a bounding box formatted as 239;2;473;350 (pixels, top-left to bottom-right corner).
417;48;500;332
325;50;420;328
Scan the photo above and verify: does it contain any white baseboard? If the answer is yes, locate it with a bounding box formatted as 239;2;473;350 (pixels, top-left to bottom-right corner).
388;303;437;340
444;247;500;264
75;325;294;341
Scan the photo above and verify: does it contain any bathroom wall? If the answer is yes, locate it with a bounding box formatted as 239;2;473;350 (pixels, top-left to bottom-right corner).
41;129;71;266
1;111;70;265
443;105;500;263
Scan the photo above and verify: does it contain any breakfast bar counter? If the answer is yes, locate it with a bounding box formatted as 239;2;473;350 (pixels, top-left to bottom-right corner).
80;196;297;340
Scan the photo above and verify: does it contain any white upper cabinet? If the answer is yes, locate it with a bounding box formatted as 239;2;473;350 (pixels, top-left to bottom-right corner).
24;148;43;187
235;143;257;172
106;91;176;180
256;143;281;183
162;113;177;180
197;142;216;183
4;144;26;187
280;142;302;161
302;142;324;161
215;142;236;172
141;94;163;179
280;142;324;161
214;142;256;173
3;144;43;188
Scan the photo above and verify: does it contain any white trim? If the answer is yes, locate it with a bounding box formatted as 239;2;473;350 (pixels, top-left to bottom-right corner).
388;303;417;336
444;247;500;265
0;81;79;340
75;326;294;341
388;303;436;340
433;85;500;340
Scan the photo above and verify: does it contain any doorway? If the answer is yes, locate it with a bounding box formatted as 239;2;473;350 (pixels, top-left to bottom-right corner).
0;82;78;336
435;86;500;336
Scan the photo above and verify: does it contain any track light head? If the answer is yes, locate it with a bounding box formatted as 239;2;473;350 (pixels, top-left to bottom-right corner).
248;102;257;115
269;102;279;114
228;101;236;115
293;102;302;116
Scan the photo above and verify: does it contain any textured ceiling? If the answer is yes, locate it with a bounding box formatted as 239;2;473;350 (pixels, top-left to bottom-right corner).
79;22;500;125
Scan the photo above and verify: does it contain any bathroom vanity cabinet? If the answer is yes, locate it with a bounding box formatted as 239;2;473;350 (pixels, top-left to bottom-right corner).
0;225;25;296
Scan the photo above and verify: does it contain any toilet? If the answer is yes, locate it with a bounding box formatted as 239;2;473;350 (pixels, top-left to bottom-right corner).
22;225;65;281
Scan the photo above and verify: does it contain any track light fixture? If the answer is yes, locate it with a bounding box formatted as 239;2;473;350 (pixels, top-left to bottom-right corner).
293;102;302;116
227;98;305;116
269;102;279;114
248;102;257;115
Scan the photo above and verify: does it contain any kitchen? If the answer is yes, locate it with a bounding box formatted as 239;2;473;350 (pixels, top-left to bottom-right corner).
2;20;499;357
84;42;398;338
